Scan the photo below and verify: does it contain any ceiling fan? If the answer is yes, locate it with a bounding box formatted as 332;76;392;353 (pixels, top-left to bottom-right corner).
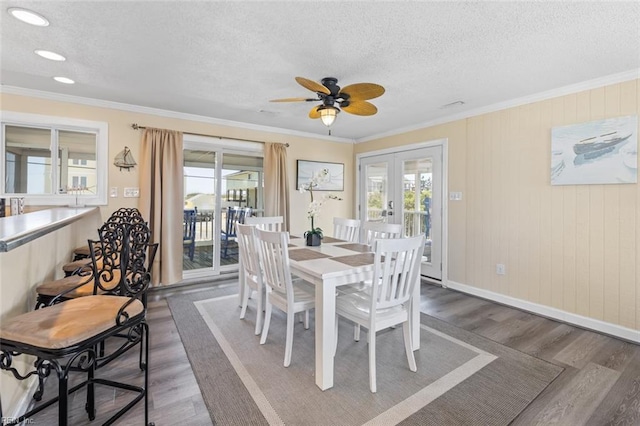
270;77;385;129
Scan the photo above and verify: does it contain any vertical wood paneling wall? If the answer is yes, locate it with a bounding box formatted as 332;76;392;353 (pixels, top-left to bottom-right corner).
357;78;640;332
467;79;639;331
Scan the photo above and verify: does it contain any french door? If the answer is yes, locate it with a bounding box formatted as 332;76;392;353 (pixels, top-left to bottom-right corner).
359;145;443;279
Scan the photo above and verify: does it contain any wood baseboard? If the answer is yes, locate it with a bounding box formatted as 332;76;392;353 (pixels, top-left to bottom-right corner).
445;280;640;343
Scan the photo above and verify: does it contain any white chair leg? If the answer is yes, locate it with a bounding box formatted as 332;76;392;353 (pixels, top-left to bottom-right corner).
403;321;417;372
354;324;360;341
369;330;377;393
304;309;310;329
240;284;250;319
334;315;339;356
254;287;264;335
260;301;272;345
284;310;295;367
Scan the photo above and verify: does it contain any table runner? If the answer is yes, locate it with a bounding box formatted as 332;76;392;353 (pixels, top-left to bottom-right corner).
288;248;332;262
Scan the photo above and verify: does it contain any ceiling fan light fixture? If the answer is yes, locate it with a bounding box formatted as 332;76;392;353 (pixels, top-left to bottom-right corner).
319;106;339;127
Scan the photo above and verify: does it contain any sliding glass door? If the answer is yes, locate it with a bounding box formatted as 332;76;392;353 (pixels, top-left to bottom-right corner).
183;139;263;279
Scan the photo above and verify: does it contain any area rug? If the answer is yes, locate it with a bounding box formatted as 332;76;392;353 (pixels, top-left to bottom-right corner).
167;286;562;425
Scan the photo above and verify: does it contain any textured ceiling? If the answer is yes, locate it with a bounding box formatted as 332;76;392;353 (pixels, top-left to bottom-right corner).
1;1;639;142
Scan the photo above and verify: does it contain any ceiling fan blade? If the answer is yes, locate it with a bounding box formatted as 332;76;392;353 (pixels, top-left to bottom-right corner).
270;97;318;102
309;105;322;119
339;83;385;101
341;101;378;116
296;77;331;95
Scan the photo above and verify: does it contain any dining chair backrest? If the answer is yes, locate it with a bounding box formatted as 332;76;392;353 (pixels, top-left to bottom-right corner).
245;216;284;232
183;209;197;242
236;223;260;279
223;207;240;238
370;234;424;311
183;209;197;260
223;207;252;236
239;207;252;223
254;228;293;299
333;217;361;243
362;221;403;247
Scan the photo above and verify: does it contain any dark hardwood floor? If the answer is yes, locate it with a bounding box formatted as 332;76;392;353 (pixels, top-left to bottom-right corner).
23;281;640;425
420;283;640;425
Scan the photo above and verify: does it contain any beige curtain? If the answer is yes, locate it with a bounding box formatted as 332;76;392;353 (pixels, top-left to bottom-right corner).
264;142;290;231
139;128;184;286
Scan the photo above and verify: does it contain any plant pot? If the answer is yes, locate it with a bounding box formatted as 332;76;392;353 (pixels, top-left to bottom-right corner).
306;233;322;247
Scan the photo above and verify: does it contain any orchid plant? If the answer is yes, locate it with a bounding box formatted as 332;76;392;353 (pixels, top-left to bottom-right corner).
299;168;342;239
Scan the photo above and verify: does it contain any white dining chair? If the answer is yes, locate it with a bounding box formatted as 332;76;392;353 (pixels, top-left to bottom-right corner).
362;221;403;246
255;228;315;367
332;217;361;242
245;215;284;232
339;221;404;322
236;223;265;335
335;234;425;393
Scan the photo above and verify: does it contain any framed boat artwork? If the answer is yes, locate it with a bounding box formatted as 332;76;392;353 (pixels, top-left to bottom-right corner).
551;115;638;185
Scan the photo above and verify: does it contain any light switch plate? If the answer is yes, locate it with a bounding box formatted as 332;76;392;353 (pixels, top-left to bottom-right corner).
449;191;463;201
123;187;140;198
109;187;118;198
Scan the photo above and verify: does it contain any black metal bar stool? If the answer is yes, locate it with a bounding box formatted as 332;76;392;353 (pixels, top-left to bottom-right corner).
0;222;157;425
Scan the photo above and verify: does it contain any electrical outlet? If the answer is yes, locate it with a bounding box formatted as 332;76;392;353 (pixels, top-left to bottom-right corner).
123;187;139;198
496;264;506;275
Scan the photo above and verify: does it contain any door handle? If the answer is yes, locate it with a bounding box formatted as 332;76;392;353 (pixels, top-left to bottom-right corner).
388;201;394;209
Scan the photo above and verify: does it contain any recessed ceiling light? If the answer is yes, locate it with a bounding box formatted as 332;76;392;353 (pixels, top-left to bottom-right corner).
8;8;49;26
54;76;75;84
35;50;66;61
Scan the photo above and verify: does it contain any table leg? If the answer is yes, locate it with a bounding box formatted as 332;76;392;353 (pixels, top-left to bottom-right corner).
315;280;336;390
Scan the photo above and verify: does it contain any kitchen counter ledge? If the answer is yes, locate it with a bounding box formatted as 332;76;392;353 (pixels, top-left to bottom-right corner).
0;207;98;252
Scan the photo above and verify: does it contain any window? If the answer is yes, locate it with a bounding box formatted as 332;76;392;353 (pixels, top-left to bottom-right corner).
1;111;108;205
71;176;88;190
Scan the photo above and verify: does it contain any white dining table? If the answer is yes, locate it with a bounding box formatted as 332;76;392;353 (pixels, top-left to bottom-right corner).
286;236;421;391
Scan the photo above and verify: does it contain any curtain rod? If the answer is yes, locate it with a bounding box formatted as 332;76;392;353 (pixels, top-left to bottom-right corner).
130;123;289;147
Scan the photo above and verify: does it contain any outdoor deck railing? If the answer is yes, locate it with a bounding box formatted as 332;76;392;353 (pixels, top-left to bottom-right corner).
366;209;430;239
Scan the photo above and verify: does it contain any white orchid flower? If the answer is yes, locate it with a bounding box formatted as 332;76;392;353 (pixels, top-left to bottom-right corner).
302;172;342;239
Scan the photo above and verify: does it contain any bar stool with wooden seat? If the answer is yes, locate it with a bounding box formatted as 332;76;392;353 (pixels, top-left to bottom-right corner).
0;221;157;425
70;207;144;261
36;218;137;309
32;218;148;401
62;211;145;276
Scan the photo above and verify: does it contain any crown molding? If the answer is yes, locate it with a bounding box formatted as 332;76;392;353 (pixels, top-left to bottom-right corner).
356;68;640;143
0;85;355;144
4;67;638;146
